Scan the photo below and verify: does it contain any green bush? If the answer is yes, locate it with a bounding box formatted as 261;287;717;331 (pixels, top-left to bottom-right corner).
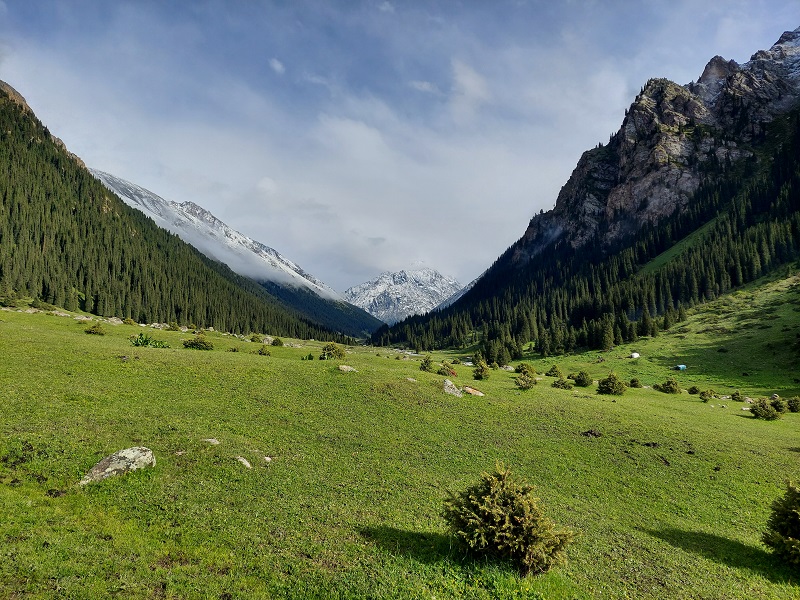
123;317;137;326
256;346;271;356
751;397;782;420
771;396;788;414
473;360;491;381
301;352;314;361
451;358;462;365
545;365;563;378
654;377;681;394
688;386;701;395
166;321;181;331
442;463;574;576
629;378;643;389
516;371;536;390
183;335;214;350
250;333;264;343
788;396;800;413
319;342;346;361
420;355;434;372
699;389;716;403
597;372;626;395
437;361;457;377
552;377;573;390
571;371;593;387
271;337;284;347
84;323;106;335
130;332;169;348
732;390;744;402
515;363;536;375
762;480;800;567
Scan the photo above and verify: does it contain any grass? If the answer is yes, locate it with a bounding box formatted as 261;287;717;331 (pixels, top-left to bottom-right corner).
1;274;799;599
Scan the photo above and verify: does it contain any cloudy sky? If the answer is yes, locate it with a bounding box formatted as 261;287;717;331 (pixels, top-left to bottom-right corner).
1;1;798;291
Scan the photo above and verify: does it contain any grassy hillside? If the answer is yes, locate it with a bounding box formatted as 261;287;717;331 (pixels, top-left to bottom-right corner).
1;272;799;598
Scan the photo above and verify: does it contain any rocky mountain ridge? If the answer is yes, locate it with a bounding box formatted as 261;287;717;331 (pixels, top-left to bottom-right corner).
344;268;463;325
512;26;800;265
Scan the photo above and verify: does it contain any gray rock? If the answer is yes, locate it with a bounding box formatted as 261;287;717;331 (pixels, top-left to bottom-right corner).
338;365;357;372
79;447;155;486
443;379;463;398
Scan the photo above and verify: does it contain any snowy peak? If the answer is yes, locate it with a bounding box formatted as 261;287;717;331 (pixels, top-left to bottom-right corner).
90;169;341;300
344;268;463;325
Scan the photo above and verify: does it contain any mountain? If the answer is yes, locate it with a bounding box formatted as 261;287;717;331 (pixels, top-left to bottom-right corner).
344;268;462;325
0;79;354;342
375;26;800;357
90;170;382;337
90;170;337;297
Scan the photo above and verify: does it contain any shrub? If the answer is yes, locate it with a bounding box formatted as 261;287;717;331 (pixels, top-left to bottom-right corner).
256;346;271;356
771;396;788;414
250;333;264;343
420;355;434;372
515;363;535;375
571;371;593;387
597;372;626;395
227;347;239;352
271;337;284;347
130;332;169;348
545;365;563;378
319;342;346;361
438;361;457;377
788;396;800;413
629;378;643;388
490;362;500;370
301;352;314;361
552;377;573;390
451;358;462;365
654;377;681;394
123;317;137;326
442;463;574;576
473;360;491;381
732;390;744;402
751;397;781;420
688;386;701;395
699;389;716;403
84;323;106;335
762;480;800;567
183;335;214;350
516;371;536;390
166;321;181;331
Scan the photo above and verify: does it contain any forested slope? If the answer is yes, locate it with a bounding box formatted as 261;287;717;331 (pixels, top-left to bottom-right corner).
0;84;351;341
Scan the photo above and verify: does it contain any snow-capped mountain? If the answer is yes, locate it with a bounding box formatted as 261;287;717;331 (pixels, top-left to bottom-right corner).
90;169;339;299
344;268;463;325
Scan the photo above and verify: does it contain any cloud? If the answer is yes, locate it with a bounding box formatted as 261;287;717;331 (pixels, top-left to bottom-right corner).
409;80;440;94
268;57;285;75
378;1;395;13
449;59;491;125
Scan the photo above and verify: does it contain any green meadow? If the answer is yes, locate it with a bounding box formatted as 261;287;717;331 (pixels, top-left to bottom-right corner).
1;272;799;599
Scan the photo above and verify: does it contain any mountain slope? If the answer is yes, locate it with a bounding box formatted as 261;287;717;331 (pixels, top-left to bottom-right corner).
344;268;462;325
90;170;381;337
0;80;352;341
375;26;800;358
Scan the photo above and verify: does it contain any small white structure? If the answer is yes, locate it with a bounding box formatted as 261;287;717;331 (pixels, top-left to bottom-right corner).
630;352;640;359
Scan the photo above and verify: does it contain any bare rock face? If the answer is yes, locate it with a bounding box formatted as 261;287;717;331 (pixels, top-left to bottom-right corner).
79;447;156;485
443;379;463;398
511;27;800;265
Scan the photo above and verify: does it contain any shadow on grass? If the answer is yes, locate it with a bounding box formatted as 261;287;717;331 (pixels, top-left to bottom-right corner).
643;527;796;585
359;525;463;566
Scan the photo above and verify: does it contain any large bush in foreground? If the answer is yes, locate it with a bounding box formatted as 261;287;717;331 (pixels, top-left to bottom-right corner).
442;463;574;576
319;342;346;360
597;372;626;395
762;480;800;567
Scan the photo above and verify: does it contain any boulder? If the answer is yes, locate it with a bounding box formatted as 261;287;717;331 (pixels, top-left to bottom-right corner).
338;365;357;372
443;379;463;398
79;447;155;486
463;386;485;397
236;456;252;469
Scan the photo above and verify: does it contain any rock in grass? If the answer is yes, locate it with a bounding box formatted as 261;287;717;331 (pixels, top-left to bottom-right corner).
443;379;463;397
237;456;252;469
79;447;155;486
463;386;485;397
338;365;358;373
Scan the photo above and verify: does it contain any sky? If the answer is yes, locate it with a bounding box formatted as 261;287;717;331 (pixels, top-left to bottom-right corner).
1;0;798;292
